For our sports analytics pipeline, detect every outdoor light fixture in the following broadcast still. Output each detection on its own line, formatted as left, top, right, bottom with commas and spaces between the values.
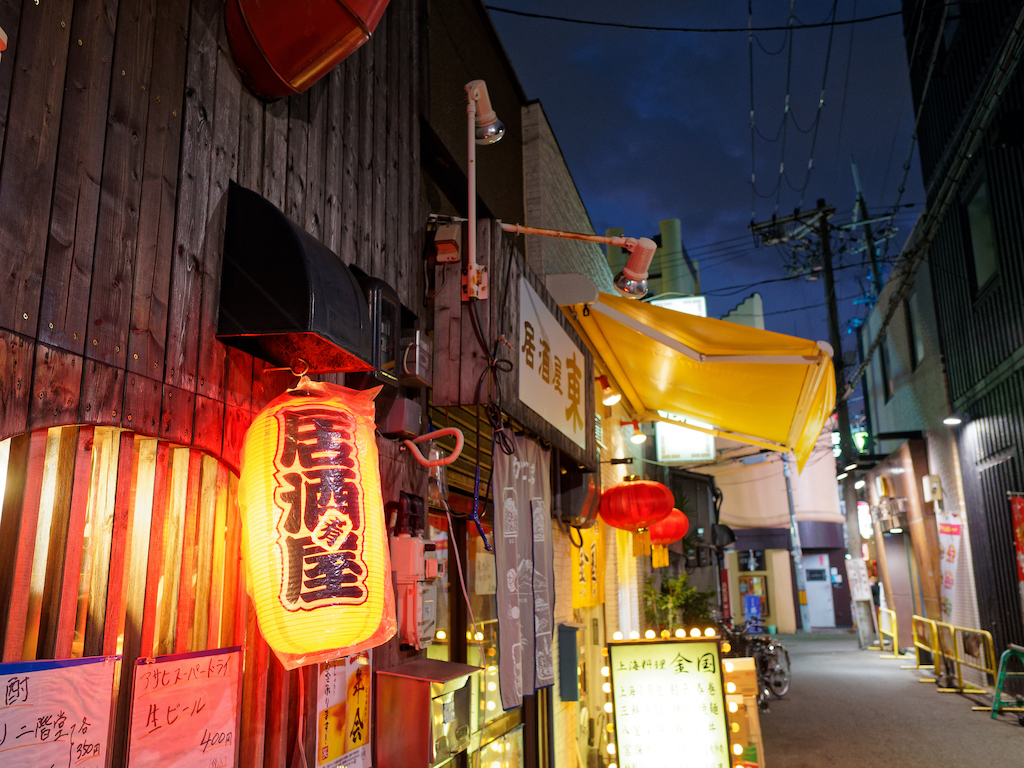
625, 420, 647, 444
598, 375, 622, 406
855, 479, 866, 490
943, 415, 964, 426
844, 463, 857, 472
460, 79, 654, 303
837, 472, 848, 481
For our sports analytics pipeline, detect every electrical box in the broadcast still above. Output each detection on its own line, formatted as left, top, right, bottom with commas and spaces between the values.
390, 493, 445, 649
922, 474, 942, 503
401, 330, 433, 388
558, 623, 583, 702
432, 223, 461, 264
376, 659, 480, 768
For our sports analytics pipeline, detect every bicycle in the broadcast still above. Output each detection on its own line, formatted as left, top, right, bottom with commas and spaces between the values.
713, 613, 791, 710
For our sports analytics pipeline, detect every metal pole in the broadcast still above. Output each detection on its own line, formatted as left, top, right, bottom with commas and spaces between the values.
783, 455, 812, 633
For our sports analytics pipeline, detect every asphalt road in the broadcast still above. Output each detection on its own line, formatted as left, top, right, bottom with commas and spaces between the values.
759, 632, 1024, 767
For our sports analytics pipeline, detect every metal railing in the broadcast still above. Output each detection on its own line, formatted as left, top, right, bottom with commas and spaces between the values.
875, 607, 901, 657
902, 615, 939, 680
971, 643, 1024, 717
935, 624, 994, 694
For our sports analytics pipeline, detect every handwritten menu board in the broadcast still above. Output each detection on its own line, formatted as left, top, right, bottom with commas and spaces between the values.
128, 647, 242, 768
0, 655, 118, 768
608, 640, 731, 768
316, 652, 371, 768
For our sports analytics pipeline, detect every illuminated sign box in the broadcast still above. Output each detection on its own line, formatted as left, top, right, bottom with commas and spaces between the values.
608, 639, 731, 768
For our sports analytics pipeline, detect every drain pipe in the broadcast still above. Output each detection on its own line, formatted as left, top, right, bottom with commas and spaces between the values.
783, 455, 812, 633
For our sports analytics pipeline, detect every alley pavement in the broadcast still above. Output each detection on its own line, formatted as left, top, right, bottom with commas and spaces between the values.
759, 631, 1024, 767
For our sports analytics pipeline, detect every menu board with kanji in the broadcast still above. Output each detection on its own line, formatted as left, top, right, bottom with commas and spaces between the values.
315, 652, 371, 768
608, 639, 731, 768
0, 655, 118, 768
127, 646, 242, 768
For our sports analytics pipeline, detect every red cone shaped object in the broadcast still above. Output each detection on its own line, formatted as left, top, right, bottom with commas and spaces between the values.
649, 508, 690, 546
599, 479, 674, 532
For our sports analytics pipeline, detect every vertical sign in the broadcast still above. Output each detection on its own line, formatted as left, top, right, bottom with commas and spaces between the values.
493, 435, 555, 709
519, 278, 587, 449
608, 640, 730, 768
571, 523, 605, 609
127, 647, 242, 768
0, 655, 118, 768
316, 653, 371, 768
936, 506, 963, 619
846, 557, 872, 602
1011, 495, 1024, 618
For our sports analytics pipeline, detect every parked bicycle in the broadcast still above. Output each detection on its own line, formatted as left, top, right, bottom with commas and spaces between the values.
713, 613, 791, 710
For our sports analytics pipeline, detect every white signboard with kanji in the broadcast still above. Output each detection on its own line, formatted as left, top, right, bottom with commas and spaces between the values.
518, 277, 587, 449
608, 639, 731, 768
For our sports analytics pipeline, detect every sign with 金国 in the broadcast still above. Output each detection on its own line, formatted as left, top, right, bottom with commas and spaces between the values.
608, 639, 731, 768
518, 277, 587, 449
571, 522, 604, 609
0, 655, 118, 768
127, 646, 242, 768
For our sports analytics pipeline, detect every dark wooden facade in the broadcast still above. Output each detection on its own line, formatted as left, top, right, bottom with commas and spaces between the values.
0, 0, 428, 764
903, 0, 1024, 653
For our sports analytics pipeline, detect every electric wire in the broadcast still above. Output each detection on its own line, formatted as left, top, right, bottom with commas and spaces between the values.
774, 1, 797, 214
485, 5, 903, 33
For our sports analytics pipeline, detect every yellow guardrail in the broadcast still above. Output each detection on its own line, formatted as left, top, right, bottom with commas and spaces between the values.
902, 615, 939, 680
875, 607, 901, 658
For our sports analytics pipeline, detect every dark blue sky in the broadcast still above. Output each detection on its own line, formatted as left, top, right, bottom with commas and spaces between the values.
489, 1, 926, 358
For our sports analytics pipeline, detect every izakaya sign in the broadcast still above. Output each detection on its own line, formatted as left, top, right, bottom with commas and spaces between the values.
519, 277, 586, 449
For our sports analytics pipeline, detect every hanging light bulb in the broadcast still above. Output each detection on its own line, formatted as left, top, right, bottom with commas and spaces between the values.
626, 420, 647, 444
597, 375, 622, 406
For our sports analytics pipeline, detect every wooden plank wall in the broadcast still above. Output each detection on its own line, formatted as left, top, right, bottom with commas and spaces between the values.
0, 0, 430, 765
432, 220, 598, 471
0, 0, 426, 468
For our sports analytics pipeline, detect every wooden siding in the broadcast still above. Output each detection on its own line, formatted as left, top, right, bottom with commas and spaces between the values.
0, 0, 426, 464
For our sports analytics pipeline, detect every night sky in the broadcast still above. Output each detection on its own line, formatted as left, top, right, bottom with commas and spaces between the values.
488, 1, 926, 368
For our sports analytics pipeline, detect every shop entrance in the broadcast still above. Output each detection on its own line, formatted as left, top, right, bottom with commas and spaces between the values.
802, 553, 836, 628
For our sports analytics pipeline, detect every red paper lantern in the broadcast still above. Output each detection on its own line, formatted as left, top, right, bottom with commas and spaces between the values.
649, 508, 690, 545
599, 480, 674, 532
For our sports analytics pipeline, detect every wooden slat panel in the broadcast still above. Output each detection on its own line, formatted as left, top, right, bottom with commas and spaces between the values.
101, 430, 140, 659
124, 373, 162, 437
286, 91, 309, 229
79, 358, 125, 428
0, 330, 32, 441
262, 99, 288, 209
324, 66, 345, 256
0, 0, 74, 337
384, 10, 401, 293
354, 42, 374, 275
223, 472, 246, 646
264, 654, 291, 768
34, 427, 86, 659
127, 0, 190, 380
237, 90, 264, 192
0, 0, 24, 171
432, 259, 464, 406
205, 461, 229, 647
196, 11, 240, 403
110, 436, 157, 768
224, 346, 254, 409
338, 54, 360, 268
222, 403, 250, 474
139, 441, 171, 658
164, 0, 218, 393
305, 83, 327, 242
80, 430, 122, 659
53, 427, 96, 659
28, 343, 82, 432
0, 431, 47, 661
370, 16, 387, 280
190, 454, 218, 651
160, 383, 195, 446
156, 447, 190, 656
239, 603, 269, 768
39, 0, 116, 354
173, 449, 203, 654
193, 393, 225, 458
85, 0, 159, 367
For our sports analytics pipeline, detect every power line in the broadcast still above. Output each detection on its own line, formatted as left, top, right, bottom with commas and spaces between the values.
485, 5, 903, 33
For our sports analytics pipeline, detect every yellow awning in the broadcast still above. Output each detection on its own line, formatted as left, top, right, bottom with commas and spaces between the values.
567, 293, 835, 470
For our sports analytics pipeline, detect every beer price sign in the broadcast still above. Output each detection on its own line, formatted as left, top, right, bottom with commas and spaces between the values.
608, 639, 731, 768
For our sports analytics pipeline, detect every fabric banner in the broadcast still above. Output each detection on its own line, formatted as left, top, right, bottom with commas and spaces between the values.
1012, 495, 1024, 618
127, 646, 242, 768
0, 655, 118, 768
936, 503, 964, 620
571, 522, 605, 609
493, 435, 554, 710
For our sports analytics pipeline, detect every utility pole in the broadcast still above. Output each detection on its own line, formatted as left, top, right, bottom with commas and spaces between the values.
783, 456, 812, 634
816, 198, 855, 466
851, 159, 883, 300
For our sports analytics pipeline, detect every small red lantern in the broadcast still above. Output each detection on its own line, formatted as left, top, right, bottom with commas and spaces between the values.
599, 479, 674, 532
649, 508, 690, 545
